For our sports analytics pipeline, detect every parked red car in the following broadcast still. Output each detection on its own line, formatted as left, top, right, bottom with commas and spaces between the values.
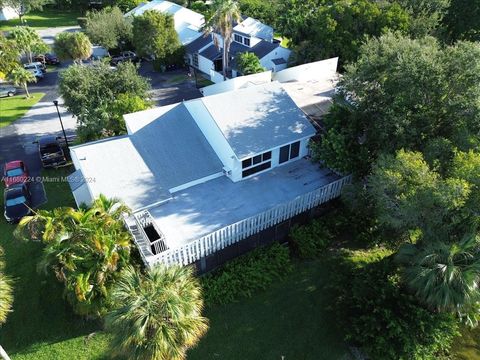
3, 161, 29, 187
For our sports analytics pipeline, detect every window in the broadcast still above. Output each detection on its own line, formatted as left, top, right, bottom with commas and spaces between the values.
242, 162, 271, 177
279, 141, 301, 164
234, 34, 242, 43
243, 37, 250, 46
192, 53, 199, 67
241, 151, 272, 177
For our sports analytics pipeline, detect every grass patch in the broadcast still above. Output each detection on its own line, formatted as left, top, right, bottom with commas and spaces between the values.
0, 9, 81, 31
0, 166, 103, 357
0, 93, 44, 128
189, 259, 351, 360
451, 327, 480, 359
167, 74, 189, 84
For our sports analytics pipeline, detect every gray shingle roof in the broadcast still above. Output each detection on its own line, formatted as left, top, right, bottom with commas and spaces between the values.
185, 35, 212, 54
272, 57, 287, 65
128, 103, 223, 190
251, 40, 278, 59
200, 81, 316, 159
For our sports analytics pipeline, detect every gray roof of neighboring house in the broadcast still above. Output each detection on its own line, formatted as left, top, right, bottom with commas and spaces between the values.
272, 57, 287, 65
251, 40, 279, 59
199, 39, 279, 64
185, 34, 212, 54
127, 103, 223, 190
200, 81, 316, 159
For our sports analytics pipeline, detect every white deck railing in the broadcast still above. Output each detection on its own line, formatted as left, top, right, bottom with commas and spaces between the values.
143, 175, 351, 268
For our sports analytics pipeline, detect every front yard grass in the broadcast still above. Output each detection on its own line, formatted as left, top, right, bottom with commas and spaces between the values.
0, 93, 44, 128
0, 167, 103, 358
0, 9, 81, 31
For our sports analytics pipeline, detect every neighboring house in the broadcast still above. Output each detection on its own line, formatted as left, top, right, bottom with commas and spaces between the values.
125, 1, 291, 83
186, 16, 291, 83
125, 0, 205, 45
0, 7, 17, 21
69, 76, 350, 270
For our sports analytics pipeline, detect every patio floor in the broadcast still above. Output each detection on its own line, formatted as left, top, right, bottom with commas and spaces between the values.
147, 158, 339, 250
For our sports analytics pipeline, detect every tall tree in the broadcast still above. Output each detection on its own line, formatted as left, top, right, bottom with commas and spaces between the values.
0, 0, 52, 22
84, 6, 132, 50
8, 66, 36, 97
16, 195, 132, 317
58, 61, 150, 142
7, 26, 48, 63
204, 0, 241, 80
131, 10, 181, 63
314, 33, 480, 175
106, 265, 209, 360
394, 0, 450, 37
53, 32, 92, 64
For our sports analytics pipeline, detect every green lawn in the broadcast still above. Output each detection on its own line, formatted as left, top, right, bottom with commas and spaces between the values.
0, 9, 81, 31
0, 93, 44, 128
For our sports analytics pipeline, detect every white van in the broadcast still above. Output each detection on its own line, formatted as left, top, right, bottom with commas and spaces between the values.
23, 62, 46, 73
27, 68, 44, 79
91, 46, 110, 60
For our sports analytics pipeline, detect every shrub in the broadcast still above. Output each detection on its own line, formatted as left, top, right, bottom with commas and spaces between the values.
77, 17, 88, 29
332, 255, 460, 360
289, 220, 332, 259
201, 243, 292, 305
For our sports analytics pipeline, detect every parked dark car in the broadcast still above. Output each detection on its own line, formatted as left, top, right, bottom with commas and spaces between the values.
4, 183, 32, 224
34, 53, 61, 65
35, 136, 67, 168
110, 51, 139, 66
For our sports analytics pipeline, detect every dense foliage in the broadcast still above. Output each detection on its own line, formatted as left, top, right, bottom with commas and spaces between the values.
443, 0, 480, 42
58, 61, 151, 141
235, 52, 265, 75
290, 220, 332, 259
15, 196, 132, 317
53, 31, 92, 63
201, 243, 292, 305
106, 265, 208, 360
331, 254, 460, 359
84, 6, 132, 50
314, 34, 480, 176
7, 26, 49, 64
131, 10, 182, 65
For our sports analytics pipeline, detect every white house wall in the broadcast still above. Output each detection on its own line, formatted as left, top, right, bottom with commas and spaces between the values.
0, 7, 17, 21
260, 46, 292, 72
273, 57, 339, 83
200, 70, 272, 96
198, 54, 213, 76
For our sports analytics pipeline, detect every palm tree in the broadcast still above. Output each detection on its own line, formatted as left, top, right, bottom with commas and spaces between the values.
54, 32, 92, 64
106, 265, 209, 360
204, 0, 241, 80
396, 233, 480, 314
15, 196, 132, 317
8, 67, 36, 98
0, 247, 13, 360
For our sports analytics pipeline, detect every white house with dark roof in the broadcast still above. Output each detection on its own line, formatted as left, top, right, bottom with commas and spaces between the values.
69, 80, 350, 268
126, 1, 291, 83
186, 16, 291, 83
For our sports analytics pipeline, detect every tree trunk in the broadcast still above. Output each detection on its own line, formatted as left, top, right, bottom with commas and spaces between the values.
0, 345, 11, 360
222, 43, 227, 80
24, 83, 30, 98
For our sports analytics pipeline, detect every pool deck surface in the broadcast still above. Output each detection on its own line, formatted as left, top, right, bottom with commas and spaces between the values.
148, 158, 339, 249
